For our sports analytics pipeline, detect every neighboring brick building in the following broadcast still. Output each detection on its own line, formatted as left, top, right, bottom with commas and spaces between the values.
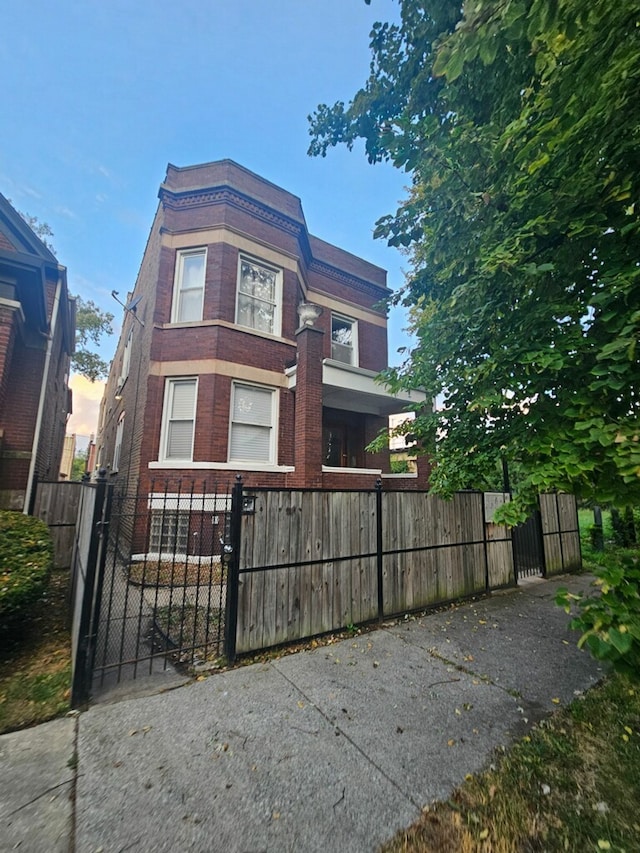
0, 194, 75, 510
97, 160, 428, 505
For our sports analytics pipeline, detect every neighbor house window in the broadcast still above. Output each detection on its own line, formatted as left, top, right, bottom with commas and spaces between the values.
229, 382, 275, 463
172, 248, 206, 323
113, 412, 125, 472
150, 510, 189, 554
331, 314, 357, 365
160, 378, 197, 461
236, 256, 281, 335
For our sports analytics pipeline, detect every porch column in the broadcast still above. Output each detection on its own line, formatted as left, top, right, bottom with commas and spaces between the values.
291, 322, 324, 488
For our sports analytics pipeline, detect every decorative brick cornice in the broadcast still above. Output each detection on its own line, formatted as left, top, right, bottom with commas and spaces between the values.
160, 185, 304, 239
308, 258, 390, 300
160, 184, 387, 299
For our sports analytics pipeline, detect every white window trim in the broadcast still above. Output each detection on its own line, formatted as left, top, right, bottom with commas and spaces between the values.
171, 248, 207, 324
148, 461, 295, 472
113, 413, 125, 472
235, 254, 283, 337
228, 381, 278, 465
159, 377, 198, 463
331, 313, 358, 367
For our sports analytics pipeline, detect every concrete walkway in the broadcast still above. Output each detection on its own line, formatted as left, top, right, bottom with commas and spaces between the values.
1, 573, 604, 852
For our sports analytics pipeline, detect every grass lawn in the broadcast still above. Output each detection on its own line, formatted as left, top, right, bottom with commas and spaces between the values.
0, 568, 71, 734
381, 673, 640, 852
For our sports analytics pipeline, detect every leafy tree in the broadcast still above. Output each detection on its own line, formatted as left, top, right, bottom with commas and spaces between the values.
17, 211, 114, 381
309, 0, 640, 522
73, 297, 113, 382
18, 211, 55, 252
71, 448, 88, 481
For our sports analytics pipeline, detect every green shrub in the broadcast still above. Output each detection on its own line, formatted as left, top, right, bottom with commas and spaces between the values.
0, 511, 53, 630
557, 550, 640, 677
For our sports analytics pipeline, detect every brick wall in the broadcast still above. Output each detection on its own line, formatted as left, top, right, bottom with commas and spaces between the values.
0, 304, 18, 419
99, 161, 428, 498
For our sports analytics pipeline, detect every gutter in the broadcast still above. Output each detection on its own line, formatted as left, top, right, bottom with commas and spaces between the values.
23, 269, 63, 514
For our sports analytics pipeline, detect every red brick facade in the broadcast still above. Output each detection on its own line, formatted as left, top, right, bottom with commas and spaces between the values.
0, 194, 74, 510
97, 160, 429, 500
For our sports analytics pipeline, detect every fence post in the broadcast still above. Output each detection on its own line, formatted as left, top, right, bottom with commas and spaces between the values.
224, 475, 243, 663
481, 492, 490, 591
555, 492, 564, 574
86, 480, 113, 682
375, 479, 384, 622
71, 469, 108, 707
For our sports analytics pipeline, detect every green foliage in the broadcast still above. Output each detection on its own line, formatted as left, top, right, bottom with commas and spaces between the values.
16, 211, 114, 381
73, 296, 114, 382
0, 511, 53, 630
557, 550, 640, 677
71, 448, 88, 481
309, 0, 640, 518
18, 211, 55, 253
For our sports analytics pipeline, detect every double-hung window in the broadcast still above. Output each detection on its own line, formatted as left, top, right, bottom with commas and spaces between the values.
172, 248, 206, 323
161, 378, 197, 461
229, 383, 275, 464
331, 314, 357, 365
236, 256, 281, 335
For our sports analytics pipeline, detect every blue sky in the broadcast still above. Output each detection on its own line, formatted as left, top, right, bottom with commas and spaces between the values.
2, 0, 412, 439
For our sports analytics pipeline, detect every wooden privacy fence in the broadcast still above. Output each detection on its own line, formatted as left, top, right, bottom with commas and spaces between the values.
539, 492, 582, 575
32, 480, 83, 567
229, 485, 581, 657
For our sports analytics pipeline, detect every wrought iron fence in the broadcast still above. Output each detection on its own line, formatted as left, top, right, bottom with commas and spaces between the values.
66, 475, 581, 704
90, 479, 232, 694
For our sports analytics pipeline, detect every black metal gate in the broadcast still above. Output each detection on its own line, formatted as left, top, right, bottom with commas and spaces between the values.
512, 509, 546, 580
71, 475, 232, 704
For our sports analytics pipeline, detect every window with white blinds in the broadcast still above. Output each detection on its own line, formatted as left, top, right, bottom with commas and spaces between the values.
229, 383, 275, 463
162, 378, 197, 461
172, 249, 206, 323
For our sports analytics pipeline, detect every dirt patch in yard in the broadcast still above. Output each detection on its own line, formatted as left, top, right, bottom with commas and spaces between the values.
128, 559, 222, 587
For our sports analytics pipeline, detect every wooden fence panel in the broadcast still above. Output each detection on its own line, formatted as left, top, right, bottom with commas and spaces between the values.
381, 491, 486, 615
235, 488, 580, 656
557, 493, 581, 573
539, 493, 580, 575
486, 523, 514, 588
33, 481, 82, 568
483, 493, 515, 588
236, 490, 378, 654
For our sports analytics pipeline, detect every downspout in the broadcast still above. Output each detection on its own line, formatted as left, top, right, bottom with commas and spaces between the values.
23, 269, 63, 514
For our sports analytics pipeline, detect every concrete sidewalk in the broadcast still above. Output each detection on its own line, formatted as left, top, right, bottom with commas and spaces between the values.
1, 573, 603, 852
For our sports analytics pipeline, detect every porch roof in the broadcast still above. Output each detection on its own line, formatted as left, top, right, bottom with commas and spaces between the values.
286, 359, 428, 417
